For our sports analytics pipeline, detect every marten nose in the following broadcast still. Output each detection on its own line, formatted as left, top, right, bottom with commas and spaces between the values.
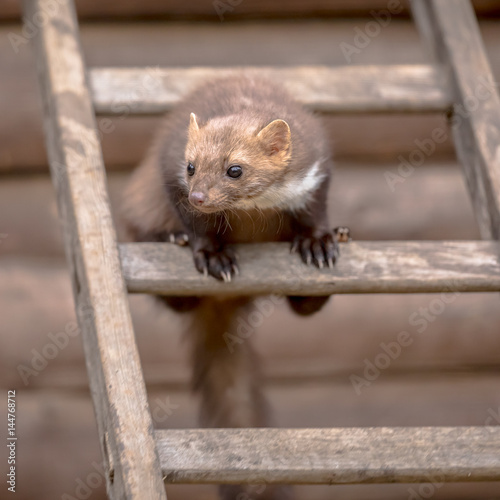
189, 191, 206, 206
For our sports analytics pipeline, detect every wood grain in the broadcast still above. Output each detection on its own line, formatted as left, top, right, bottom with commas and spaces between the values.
11, 19, 500, 171
6, 386, 500, 499
24, 0, 166, 498
90, 65, 451, 115
411, 0, 500, 239
120, 241, 500, 296
156, 427, 500, 484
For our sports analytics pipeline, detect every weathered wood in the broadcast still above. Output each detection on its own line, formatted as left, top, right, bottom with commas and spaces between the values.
120, 241, 500, 296
24, 0, 166, 498
90, 65, 450, 115
7, 389, 500, 500
21, 0, 500, 494
14, 18, 500, 171
411, 0, 500, 239
156, 427, 500, 484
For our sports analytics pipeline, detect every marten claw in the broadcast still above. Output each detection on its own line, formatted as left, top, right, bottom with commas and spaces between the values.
193, 248, 238, 281
292, 232, 340, 269
334, 226, 351, 243
168, 232, 190, 246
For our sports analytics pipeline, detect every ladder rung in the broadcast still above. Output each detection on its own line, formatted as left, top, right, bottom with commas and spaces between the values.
90, 65, 450, 115
120, 241, 500, 296
156, 427, 500, 484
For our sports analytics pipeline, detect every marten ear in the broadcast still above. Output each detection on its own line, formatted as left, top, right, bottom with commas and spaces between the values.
189, 112, 200, 134
257, 119, 291, 159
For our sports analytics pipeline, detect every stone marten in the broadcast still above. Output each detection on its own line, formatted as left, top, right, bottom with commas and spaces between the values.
122, 74, 341, 500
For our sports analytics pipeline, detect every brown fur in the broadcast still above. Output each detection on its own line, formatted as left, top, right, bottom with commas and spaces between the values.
190, 297, 268, 428
122, 74, 335, 500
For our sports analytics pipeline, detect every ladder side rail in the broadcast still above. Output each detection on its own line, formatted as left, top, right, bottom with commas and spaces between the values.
410, 0, 500, 239
23, 0, 167, 498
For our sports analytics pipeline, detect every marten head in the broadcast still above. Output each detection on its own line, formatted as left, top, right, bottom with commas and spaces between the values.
183, 112, 293, 214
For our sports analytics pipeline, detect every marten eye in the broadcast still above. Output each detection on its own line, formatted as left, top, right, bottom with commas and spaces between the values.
187, 162, 195, 176
227, 165, 243, 179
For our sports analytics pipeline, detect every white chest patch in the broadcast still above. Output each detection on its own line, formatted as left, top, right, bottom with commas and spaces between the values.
235, 159, 327, 211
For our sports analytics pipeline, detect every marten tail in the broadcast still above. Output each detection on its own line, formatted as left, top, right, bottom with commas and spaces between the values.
189, 296, 269, 428
188, 296, 292, 499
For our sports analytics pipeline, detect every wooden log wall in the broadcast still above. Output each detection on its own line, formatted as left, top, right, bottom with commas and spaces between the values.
1, 3, 500, 499
1, 19, 500, 173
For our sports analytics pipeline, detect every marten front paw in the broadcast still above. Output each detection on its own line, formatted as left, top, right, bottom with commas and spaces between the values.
193, 247, 239, 282
291, 232, 339, 269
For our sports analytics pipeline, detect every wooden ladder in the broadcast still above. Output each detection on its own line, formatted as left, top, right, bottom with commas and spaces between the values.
25, 0, 500, 498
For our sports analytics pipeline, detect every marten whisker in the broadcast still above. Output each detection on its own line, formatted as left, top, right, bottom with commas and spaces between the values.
216, 213, 224, 234
228, 207, 241, 225
272, 206, 284, 235
223, 211, 233, 233
257, 206, 267, 233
